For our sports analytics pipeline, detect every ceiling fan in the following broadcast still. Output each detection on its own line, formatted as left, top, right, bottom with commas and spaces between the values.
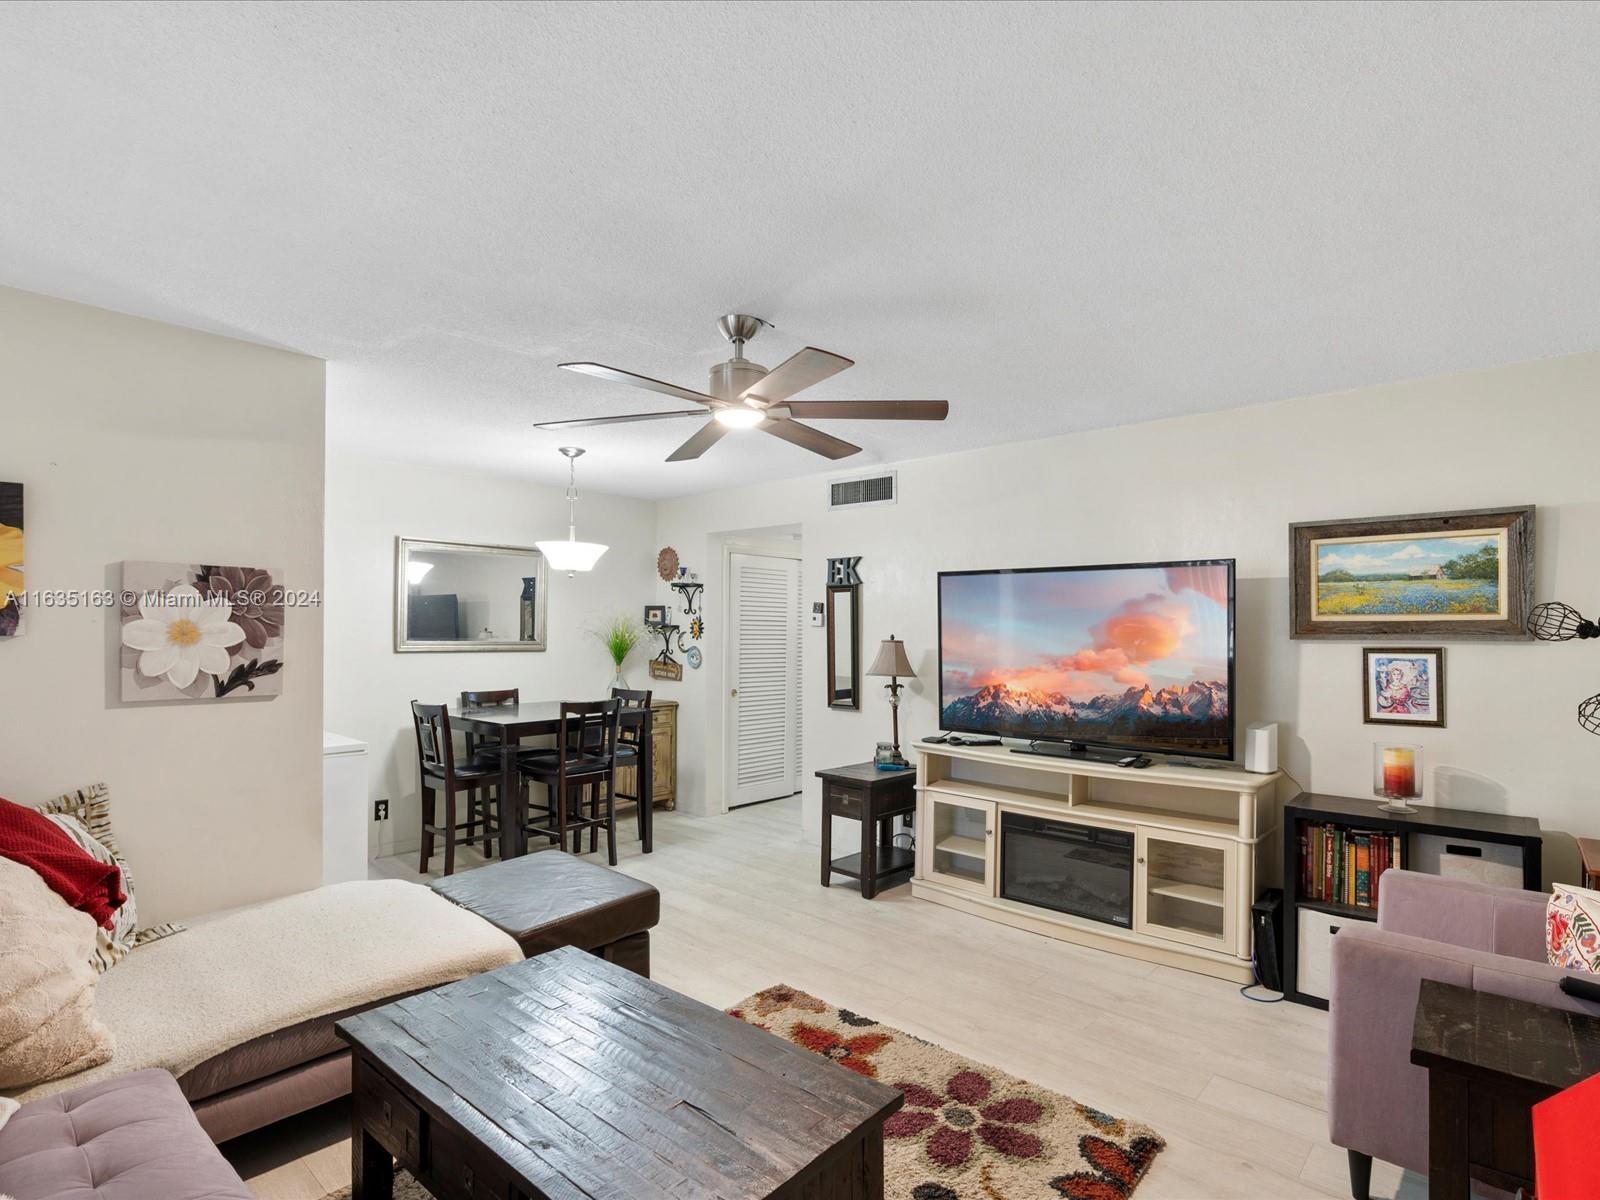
536, 314, 948, 461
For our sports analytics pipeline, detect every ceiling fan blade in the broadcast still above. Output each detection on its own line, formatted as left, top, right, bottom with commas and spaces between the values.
781, 400, 949, 421
666, 420, 729, 462
559, 362, 719, 406
739, 347, 854, 406
533, 409, 708, 431
759, 418, 862, 460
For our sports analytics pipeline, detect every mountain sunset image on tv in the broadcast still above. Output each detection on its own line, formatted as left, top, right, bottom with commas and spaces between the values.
939, 560, 1236, 758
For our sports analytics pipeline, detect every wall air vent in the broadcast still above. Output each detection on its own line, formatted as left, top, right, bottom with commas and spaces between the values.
829, 470, 897, 510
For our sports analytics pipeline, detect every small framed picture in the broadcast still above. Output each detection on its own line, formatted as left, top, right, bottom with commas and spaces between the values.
1363, 648, 1445, 728
643, 604, 667, 626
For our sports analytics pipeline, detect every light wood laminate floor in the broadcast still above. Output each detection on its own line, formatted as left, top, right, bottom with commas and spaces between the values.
224, 796, 1424, 1200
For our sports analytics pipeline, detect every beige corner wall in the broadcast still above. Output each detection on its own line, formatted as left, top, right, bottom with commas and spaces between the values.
0, 286, 325, 923
656, 351, 1598, 885
321, 449, 660, 860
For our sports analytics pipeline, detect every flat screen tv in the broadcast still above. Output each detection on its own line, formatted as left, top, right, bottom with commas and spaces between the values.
938, 559, 1236, 760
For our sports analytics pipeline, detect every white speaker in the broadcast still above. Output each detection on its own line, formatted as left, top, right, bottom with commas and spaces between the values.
1245, 722, 1279, 774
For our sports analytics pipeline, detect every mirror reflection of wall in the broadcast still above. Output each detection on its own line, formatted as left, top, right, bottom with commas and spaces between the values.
827, 585, 860, 709
396, 539, 547, 652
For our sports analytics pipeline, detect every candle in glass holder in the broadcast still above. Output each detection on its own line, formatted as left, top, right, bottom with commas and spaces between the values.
1381, 747, 1415, 796
1373, 743, 1423, 813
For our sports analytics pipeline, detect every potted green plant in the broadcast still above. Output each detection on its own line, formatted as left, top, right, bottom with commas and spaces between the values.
593, 614, 644, 692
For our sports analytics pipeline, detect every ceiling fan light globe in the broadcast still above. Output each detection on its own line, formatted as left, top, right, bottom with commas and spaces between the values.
713, 406, 765, 429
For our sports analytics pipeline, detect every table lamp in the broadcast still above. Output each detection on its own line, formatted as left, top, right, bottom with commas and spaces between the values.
867, 636, 916, 767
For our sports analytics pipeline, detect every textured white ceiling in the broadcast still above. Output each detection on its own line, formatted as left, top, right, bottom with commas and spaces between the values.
2, 1, 1598, 498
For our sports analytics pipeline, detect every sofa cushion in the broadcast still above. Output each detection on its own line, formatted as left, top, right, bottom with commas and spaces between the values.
0, 1069, 252, 1200
0, 859, 114, 1091
6, 879, 522, 1105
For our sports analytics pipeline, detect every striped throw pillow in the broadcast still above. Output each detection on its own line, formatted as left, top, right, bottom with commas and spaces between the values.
36, 783, 185, 972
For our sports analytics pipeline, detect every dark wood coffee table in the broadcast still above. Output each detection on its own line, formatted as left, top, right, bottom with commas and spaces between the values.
336, 946, 904, 1199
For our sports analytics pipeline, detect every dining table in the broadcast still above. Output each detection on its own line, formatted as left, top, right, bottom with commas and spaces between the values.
446, 700, 654, 860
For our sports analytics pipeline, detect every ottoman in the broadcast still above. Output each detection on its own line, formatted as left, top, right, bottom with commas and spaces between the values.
0, 1069, 252, 1200
430, 850, 660, 976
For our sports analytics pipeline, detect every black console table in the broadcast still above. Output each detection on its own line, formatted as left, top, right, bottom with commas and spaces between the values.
817, 763, 916, 899
1283, 793, 1542, 1008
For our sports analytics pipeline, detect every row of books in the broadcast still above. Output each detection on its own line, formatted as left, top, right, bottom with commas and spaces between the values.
1298, 822, 1402, 911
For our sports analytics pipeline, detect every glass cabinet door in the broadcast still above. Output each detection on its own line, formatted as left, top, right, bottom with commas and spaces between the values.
922, 795, 995, 895
1134, 829, 1236, 952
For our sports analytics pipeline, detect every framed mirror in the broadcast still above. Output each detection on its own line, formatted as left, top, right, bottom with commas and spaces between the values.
826, 584, 860, 709
395, 538, 547, 653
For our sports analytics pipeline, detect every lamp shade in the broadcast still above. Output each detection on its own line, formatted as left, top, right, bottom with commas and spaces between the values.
867, 636, 915, 678
535, 538, 608, 573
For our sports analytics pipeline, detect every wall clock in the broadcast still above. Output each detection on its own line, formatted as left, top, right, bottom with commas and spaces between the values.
656, 546, 679, 582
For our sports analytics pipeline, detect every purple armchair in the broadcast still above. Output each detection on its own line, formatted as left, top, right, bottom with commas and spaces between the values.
1328, 869, 1600, 1198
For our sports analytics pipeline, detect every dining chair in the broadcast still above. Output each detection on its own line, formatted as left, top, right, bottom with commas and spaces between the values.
458, 688, 522, 854
518, 699, 621, 864
411, 701, 501, 876
605, 687, 653, 844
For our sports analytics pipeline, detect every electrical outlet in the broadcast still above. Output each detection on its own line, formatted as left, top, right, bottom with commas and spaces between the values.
374, 799, 389, 821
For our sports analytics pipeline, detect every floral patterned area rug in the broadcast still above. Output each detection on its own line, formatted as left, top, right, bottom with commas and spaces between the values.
728, 985, 1166, 1200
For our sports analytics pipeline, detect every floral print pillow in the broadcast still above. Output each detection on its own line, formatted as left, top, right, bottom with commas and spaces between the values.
1547, 883, 1600, 973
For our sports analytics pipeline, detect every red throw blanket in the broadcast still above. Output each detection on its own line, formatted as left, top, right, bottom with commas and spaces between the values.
0, 796, 125, 928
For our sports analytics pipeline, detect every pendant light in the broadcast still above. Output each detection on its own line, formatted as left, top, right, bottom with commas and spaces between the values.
536, 447, 608, 577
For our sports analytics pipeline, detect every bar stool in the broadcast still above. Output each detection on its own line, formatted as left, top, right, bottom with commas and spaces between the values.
518, 699, 621, 864
411, 701, 501, 876
458, 689, 520, 855
605, 687, 653, 848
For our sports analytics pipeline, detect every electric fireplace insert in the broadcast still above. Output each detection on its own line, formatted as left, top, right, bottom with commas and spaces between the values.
1000, 812, 1133, 928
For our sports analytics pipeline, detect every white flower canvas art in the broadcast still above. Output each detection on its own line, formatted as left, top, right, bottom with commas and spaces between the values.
119, 561, 285, 702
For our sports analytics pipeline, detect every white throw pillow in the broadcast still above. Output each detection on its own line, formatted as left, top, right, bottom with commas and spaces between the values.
0, 857, 115, 1089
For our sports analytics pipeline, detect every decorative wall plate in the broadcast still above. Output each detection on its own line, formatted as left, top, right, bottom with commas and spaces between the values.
686, 645, 702, 670
689, 615, 704, 640
656, 546, 679, 582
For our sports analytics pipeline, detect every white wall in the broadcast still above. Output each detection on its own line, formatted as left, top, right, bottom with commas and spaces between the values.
323, 452, 660, 857
657, 352, 1599, 884
0, 286, 325, 923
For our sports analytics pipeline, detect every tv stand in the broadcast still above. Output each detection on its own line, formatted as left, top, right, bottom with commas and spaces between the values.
912, 741, 1284, 983
1011, 740, 1136, 766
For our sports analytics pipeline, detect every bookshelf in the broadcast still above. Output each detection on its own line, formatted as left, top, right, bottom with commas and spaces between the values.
1281, 793, 1542, 1009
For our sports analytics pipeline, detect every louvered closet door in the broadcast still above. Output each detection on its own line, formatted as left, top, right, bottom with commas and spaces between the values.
729, 553, 801, 808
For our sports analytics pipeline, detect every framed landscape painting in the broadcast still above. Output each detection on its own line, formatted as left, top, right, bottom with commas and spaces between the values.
1363, 647, 1444, 728
1290, 506, 1533, 639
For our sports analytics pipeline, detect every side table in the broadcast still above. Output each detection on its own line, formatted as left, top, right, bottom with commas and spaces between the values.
817, 763, 916, 899
1577, 836, 1600, 888
1410, 978, 1600, 1199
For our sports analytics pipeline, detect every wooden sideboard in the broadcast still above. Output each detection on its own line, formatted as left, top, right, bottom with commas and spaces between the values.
613, 699, 677, 811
